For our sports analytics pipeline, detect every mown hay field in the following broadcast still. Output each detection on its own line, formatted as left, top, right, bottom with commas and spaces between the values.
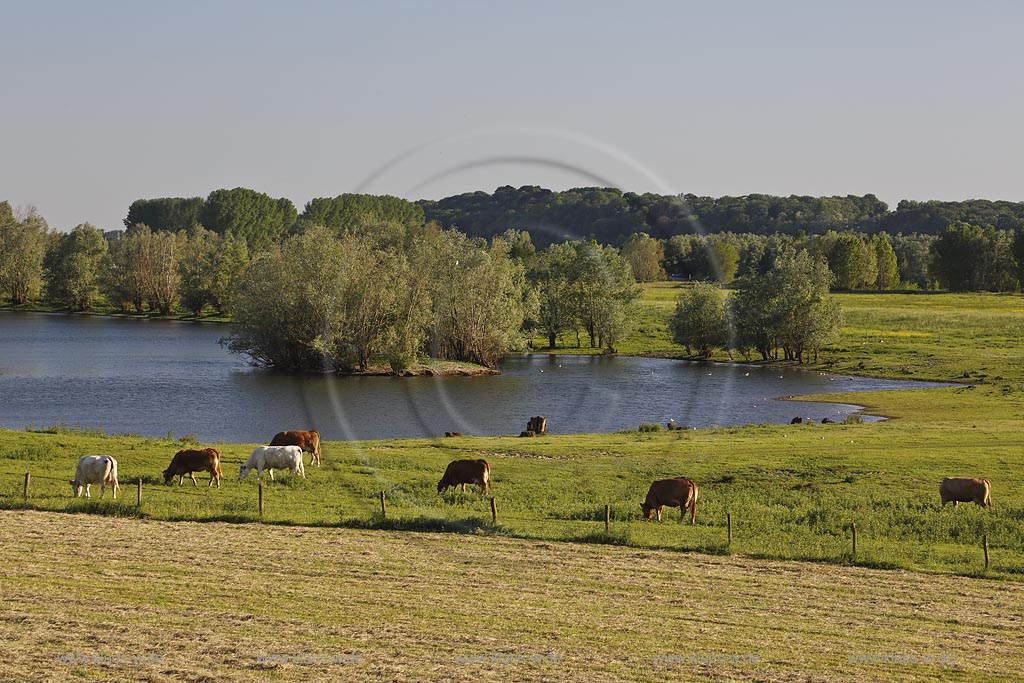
2, 510, 1022, 683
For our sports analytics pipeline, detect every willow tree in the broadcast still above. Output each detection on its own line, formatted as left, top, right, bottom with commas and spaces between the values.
227, 227, 339, 371
177, 227, 250, 317
731, 249, 841, 362
0, 204, 49, 305
572, 241, 640, 352
669, 282, 728, 357
228, 226, 424, 373
531, 241, 579, 348
420, 229, 528, 368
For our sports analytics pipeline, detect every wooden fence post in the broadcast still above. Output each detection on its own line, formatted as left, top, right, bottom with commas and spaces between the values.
983, 534, 990, 570
258, 483, 265, 516
727, 513, 732, 546
379, 490, 386, 518
604, 504, 610, 534
137, 478, 142, 506
23, 472, 30, 500
852, 522, 857, 558
491, 497, 498, 525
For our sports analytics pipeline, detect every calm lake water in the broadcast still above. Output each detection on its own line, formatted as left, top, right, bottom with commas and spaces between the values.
0, 312, 944, 443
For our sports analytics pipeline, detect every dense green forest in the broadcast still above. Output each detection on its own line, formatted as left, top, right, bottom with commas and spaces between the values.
418, 186, 1024, 245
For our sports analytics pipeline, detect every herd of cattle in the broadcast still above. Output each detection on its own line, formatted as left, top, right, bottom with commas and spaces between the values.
67, 429, 994, 519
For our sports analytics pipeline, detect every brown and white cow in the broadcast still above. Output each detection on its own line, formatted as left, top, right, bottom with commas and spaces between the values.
641, 477, 698, 523
269, 430, 321, 467
939, 477, 991, 508
163, 448, 222, 487
438, 459, 490, 494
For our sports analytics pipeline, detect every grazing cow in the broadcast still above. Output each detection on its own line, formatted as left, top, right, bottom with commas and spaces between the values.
163, 448, 222, 487
70, 455, 120, 499
239, 445, 305, 481
269, 430, 321, 467
939, 477, 991, 508
641, 477, 698, 523
437, 459, 490, 494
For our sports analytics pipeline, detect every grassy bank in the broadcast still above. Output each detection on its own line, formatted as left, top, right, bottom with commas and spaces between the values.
0, 300, 231, 323
3, 509, 1021, 682
528, 284, 1024, 386
2, 379, 1022, 579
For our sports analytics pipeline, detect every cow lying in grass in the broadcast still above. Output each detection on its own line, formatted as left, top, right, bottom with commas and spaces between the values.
238, 445, 305, 481
70, 455, 120, 499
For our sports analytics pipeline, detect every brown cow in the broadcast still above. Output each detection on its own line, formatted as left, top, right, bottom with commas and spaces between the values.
269, 430, 321, 467
641, 478, 698, 523
939, 477, 991, 507
163, 448, 222, 487
438, 459, 490, 494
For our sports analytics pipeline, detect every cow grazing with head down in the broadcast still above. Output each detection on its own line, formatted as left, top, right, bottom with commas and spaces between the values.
70, 455, 120, 499
939, 477, 991, 508
269, 430, 321, 467
239, 445, 305, 481
163, 448, 222, 487
641, 478, 698, 523
438, 459, 490, 494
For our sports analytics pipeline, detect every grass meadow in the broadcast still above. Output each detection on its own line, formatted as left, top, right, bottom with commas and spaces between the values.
535, 283, 1024, 386
2, 379, 1022, 580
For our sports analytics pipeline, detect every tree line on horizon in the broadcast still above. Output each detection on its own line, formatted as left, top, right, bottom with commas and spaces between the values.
417, 185, 1024, 244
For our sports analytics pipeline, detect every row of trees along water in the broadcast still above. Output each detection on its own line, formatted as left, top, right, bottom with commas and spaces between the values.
3, 187, 1024, 370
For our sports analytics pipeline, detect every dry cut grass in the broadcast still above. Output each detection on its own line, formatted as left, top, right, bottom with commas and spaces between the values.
1, 510, 1022, 682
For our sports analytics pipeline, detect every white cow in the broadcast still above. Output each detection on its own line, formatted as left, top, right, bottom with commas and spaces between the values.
238, 445, 305, 481
70, 455, 120, 499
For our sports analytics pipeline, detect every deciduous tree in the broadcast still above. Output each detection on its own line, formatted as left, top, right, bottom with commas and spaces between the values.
44, 223, 108, 310
200, 188, 297, 252
870, 232, 899, 290
621, 232, 666, 282
669, 282, 727, 357
0, 204, 49, 305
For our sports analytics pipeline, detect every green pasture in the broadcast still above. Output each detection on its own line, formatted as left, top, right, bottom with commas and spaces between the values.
533, 284, 1024, 386
2, 381, 1022, 580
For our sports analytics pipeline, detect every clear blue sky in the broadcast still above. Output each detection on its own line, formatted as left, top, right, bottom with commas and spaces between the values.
2, 1, 1022, 230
